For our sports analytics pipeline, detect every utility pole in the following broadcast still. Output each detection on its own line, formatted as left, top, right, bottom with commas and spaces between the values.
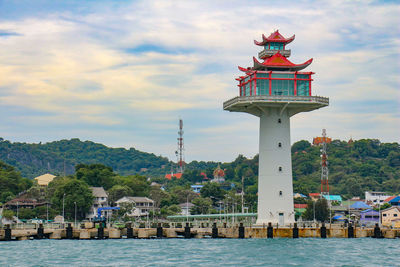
62, 193, 66, 223
74, 201, 77, 227
241, 176, 244, 214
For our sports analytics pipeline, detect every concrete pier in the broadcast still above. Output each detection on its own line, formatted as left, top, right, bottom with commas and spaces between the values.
1, 225, 400, 241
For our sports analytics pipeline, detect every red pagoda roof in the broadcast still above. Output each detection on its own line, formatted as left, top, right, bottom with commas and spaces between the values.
254, 30, 295, 46
238, 52, 312, 72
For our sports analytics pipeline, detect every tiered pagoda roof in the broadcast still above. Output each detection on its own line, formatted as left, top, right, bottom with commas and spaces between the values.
238, 52, 313, 72
239, 30, 312, 72
254, 30, 295, 46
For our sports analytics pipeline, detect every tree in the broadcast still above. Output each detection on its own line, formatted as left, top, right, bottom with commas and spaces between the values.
190, 197, 212, 215
302, 199, 329, 222
75, 164, 116, 190
51, 178, 93, 220
200, 183, 224, 202
108, 185, 133, 205
2, 209, 14, 220
0, 161, 32, 203
117, 175, 150, 197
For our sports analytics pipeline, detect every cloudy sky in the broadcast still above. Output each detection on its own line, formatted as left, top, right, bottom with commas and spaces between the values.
0, 0, 399, 163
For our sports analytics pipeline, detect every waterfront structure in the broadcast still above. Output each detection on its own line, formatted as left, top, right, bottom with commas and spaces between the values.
115, 196, 154, 217
365, 191, 390, 205
223, 30, 329, 225
381, 206, 400, 226
86, 187, 109, 220
34, 173, 56, 186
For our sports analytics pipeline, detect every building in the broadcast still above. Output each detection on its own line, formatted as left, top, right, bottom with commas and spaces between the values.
191, 185, 204, 194
293, 193, 307, 199
388, 196, 400, 206
34, 173, 56, 186
312, 137, 332, 146
359, 209, 379, 226
179, 202, 195, 216
365, 191, 391, 205
211, 165, 225, 183
86, 187, 109, 221
223, 30, 329, 225
5, 198, 46, 210
165, 173, 182, 180
323, 195, 342, 203
115, 196, 154, 217
381, 206, 400, 227
309, 193, 320, 201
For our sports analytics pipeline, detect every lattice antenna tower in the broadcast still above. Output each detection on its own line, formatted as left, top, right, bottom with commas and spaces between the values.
320, 129, 329, 196
176, 119, 185, 173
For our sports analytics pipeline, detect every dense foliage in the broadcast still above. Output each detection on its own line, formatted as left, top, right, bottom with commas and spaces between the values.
0, 161, 32, 203
0, 138, 170, 178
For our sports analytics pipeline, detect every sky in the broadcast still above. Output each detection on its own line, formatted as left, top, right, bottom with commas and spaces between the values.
0, 0, 399, 163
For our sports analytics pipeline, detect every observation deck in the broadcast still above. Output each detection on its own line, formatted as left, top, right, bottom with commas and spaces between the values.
223, 95, 329, 117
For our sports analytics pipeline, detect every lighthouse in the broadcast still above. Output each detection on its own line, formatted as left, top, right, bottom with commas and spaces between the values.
223, 30, 329, 225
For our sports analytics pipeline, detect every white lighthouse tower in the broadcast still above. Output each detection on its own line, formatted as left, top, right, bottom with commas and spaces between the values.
223, 30, 329, 225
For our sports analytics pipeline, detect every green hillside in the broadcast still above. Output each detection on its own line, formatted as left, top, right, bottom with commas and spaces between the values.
0, 138, 171, 179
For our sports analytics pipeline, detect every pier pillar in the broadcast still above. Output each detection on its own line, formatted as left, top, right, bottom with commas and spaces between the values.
373, 223, 381, 238
347, 224, 354, 238
184, 223, 191, 238
239, 223, 245, 238
126, 223, 133, 238
98, 224, 104, 239
212, 223, 218, 238
37, 224, 44, 239
320, 223, 327, 238
157, 223, 163, 238
267, 222, 273, 238
66, 223, 73, 239
5, 225, 11, 241
292, 223, 299, 238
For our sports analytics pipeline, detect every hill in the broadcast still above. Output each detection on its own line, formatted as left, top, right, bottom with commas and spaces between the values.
0, 138, 171, 179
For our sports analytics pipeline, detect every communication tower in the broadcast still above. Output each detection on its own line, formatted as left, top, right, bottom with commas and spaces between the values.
320, 129, 329, 197
175, 119, 185, 173
223, 30, 329, 225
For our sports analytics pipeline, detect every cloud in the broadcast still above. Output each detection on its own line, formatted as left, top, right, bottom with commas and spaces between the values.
0, 0, 399, 162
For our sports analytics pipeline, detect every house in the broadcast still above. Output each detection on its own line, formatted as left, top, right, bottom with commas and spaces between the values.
293, 193, 307, 198
359, 209, 379, 226
165, 173, 183, 180
34, 173, 56, 186
323, 195, 342, 203
86, 187, 109, 221
179, 202, 195, 216
381, 206, 400, 227
309, 193, 320, 201
365, 191, 390, 205
388, 196, 400, 206
383, 196, 396, 203
350, 201, 371, 210
191, 185, 204, 194
5, 198, 46, 211
115, 196, 154, 217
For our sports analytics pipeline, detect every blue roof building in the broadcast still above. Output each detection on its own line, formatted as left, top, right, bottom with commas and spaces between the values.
350, 201, 371, 209
389, 196, 400, 206
191, 185, 204, 194
323, 195, 342, 202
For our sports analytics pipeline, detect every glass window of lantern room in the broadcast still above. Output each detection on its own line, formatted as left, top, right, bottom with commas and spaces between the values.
297, 80, 309, 96
256, 78, 268, 96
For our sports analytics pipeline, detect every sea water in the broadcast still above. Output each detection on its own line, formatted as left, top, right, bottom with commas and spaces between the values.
0, 238, 398, 266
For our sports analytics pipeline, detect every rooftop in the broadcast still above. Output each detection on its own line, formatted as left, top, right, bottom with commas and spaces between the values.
34, 173, 56, 186
90, 187, 108, 198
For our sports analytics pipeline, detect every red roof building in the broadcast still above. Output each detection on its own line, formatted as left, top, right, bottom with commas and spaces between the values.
165, 173, 182, 180
384, 196, 397, 203
294, 204, 308, 209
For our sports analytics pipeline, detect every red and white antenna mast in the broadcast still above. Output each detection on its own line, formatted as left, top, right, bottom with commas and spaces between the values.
176, 119, 185, 173
320, 129, 329, 197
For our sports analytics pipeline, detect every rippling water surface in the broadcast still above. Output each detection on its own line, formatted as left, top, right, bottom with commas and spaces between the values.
0, 238, 398, 266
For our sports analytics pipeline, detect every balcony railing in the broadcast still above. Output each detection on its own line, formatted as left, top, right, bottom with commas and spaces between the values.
259, 49, 291, 59
223, 95, 329, 110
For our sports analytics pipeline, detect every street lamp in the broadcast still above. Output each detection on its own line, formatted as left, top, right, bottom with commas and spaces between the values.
16, 201, 19, 223
74, 201, 77, 227
62, 193, 66, 223
313, 201, 316, 224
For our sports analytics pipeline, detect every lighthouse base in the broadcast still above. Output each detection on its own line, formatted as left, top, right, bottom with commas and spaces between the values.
256, 107, 295, 227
